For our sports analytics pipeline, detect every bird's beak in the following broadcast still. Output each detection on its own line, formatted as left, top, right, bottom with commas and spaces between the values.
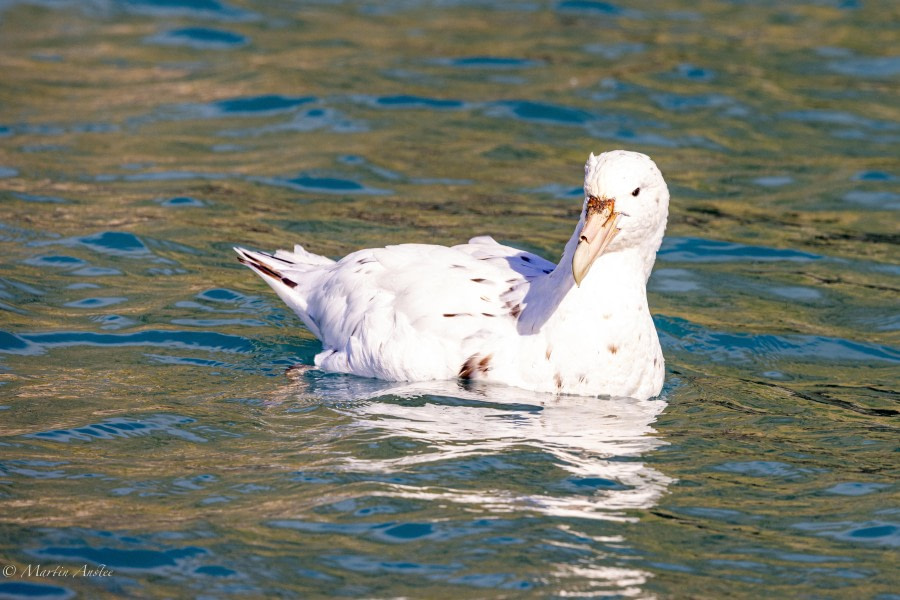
572, 197, 621, 287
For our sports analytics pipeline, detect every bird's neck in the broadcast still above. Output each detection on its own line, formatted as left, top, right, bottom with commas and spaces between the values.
517, 227, 656, 334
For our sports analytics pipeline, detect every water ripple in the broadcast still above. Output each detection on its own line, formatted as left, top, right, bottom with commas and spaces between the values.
556, 0, 626, 16
0, 581, 74, 600
146, 26, 248, 49
256, 173, 391, 195
489, 100, 592, 125
659, 237, 824, 263
160, 196, 205, 207
436, 56, 541, 69
28, 231, 161, 261
63, 296, 127, 309
793, 521, 900, 547
117, 0, 257, 21
24, 414, 206, 443
657, 316, 900, 365
33, 542, 207, 571
369, 95, 467, 110
4, 329, 254, 355
827, 54, 900, 78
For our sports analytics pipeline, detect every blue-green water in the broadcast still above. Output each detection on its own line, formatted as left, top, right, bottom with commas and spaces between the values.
1, 1, 898, 598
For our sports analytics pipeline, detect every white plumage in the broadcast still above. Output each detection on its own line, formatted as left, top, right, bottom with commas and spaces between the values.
236, 150, 669, 400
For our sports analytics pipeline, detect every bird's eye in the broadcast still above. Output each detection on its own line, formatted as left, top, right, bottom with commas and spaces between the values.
631, 188, 641, 197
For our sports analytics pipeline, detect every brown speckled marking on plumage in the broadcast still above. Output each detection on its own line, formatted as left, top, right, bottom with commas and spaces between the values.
509, 304, 522, 319
545, 345, 552, 360
586, 195, 616, 219
444, 313, 471, 318
459, 353, 492, 380
554, 373, 563, 389
578, 374, 587, 384
602, 313, 611, 320
458, 359, 475, 379
653, 357, 658, 366
608, 344, 619, 354
471, 278, 488, 283
281, 277, 298, 288
238, 254, 282, 281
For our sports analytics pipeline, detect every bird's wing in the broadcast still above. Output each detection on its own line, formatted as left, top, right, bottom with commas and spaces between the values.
303, 242, 547, 380
452, 236, 557, 321
237, 240, 557, 380
457, 235, 557, 278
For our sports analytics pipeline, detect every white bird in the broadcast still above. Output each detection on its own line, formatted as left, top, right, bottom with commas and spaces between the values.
235, 150, 669, 400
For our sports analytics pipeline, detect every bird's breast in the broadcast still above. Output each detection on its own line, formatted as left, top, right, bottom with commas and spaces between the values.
495, 301, 663, 398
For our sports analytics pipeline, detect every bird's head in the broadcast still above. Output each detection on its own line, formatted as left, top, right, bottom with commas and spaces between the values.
572, 150, 670, 286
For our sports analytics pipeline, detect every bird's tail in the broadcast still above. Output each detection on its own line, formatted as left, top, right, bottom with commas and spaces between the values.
234, 245, 334, 338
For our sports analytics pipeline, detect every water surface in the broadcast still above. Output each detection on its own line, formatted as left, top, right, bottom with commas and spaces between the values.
0, 0, 897, 598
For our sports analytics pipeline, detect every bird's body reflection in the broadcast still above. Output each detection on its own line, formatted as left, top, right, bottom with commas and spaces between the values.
266, 373, 673, 595
283, 374, 673, 522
